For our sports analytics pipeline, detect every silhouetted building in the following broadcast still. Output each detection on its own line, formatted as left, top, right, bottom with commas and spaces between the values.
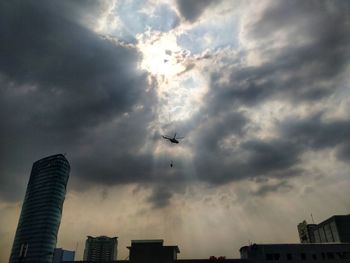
83, 236, 118, 262
128, 240, 179, 263
298, 215, 350, 243
53, 248, 75, 262
240, 243, 350, 262
9, 154, 70, 263
65, 239, 249, 263
176, 260, 248, 263
298, 221, 317, 243
64, 261, 248, 263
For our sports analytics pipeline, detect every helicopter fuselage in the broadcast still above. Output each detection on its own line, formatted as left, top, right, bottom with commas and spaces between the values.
169, 138, 179, 144
162, 135, 181, 144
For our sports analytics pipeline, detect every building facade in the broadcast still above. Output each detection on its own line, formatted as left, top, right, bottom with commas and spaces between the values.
298, 221, 317, 243
240, 243, 350, 262
314, 215, 350, 243
128, 240, 179, 263
53, 248, 75, 262
9, 154, 70, 263
83, 236, 118, 262
298, 215, 350, 243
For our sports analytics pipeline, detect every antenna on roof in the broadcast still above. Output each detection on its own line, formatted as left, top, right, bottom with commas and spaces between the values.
311, 213, 315, 224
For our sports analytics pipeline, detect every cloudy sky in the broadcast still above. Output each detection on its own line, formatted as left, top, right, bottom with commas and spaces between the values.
1, 0, 350, 261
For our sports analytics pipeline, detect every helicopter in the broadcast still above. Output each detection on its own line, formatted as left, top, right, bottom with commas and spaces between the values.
162, 133, 184, 144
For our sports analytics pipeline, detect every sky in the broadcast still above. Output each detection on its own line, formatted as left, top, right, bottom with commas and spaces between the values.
0, 0, 350, 261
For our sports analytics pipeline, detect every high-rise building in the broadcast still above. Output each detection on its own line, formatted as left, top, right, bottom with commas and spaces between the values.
9, 154, 70, 263
298, 214, 350, 243
83, 236, 118, 262
52, 248, 75, 262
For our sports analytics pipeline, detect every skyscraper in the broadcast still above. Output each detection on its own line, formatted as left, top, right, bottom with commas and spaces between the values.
83, 236, 118, 262
9, 154, 70, 263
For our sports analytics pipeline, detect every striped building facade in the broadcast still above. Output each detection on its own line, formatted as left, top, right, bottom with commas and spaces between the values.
9, 154, 70, 263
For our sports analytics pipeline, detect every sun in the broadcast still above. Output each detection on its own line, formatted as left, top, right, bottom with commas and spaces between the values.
137, 32, 186, 78
136, 30, 208, 127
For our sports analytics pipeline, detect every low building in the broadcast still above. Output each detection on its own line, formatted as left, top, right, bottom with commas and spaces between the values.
64, 261, 247, 263
128, 240, 179, 263
53, 248, 75, 262
83, 236, 118, 262
65, 239, 249, 263
298, 214, 350, 243
314, 215, 350, 243
176, 260, 249, 263
240, 243, 350, 262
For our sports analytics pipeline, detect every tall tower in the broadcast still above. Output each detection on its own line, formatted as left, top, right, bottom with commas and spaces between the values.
83, 236, 118, 262
9, 154, 70, 263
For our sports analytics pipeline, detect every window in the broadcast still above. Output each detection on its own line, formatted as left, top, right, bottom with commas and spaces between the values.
324, 223, 334, 242
286, 253, 292, 260
273, 253, 280, 260
320, 227, 327, 242
336, 252, 346, 259
301, 253, 306, 260
312, 254, 317, 260
327, 252, 335, 260
330, 221, 340, 242
265, 254, 274, 260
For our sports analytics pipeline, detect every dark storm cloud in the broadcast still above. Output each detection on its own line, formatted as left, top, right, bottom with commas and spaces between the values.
337, 143, 350, 161
193, 136, 303, 185
176, 0, 217, 22
194, 112, 248, 153
251, 180, 293, 197
186, 0, 350, 191
147, 186, 173, 209
241, 140, 301, 175
208, 1, 350, 108
0, 0, 157, 201
248, 1, 350, 42
280, 113, 350, 158
1, 0, 350, 209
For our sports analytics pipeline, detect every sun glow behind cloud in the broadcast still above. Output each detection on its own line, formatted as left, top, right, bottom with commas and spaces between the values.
137, 32, 185, 77
2, 1, 350, 261
136, 30, 208, 128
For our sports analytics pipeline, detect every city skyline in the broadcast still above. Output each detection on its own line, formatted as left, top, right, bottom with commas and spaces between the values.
1, 0, 350, 262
